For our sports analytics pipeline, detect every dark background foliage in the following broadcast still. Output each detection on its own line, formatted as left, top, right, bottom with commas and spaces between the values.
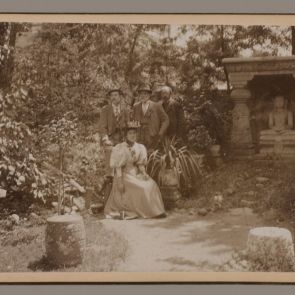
0, 22, 294, 202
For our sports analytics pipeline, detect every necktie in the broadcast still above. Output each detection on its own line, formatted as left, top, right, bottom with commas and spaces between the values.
142, 102, 149, 115
113, 105, 120, 120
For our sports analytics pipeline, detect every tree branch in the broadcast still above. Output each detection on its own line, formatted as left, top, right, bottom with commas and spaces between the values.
126, 25, 143, 79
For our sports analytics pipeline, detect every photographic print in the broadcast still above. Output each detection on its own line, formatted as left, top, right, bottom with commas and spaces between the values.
0, 14, 295, 283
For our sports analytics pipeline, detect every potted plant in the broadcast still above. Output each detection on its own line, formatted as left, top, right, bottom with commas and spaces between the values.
147, 137, 203, 208
41, 112, 86, 267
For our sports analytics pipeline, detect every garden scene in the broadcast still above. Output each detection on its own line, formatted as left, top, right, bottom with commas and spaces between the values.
1, 22, 295, 273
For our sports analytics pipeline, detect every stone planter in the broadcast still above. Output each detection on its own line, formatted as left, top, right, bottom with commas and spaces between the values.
160, 185, 181, 209
159, 168, 181, 208
159, 168, 179, 186
45, 214, 86, 267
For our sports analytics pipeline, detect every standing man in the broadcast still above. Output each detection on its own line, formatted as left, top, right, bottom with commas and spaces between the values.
99, 88, 130, 177
133, 84, 169, 152
159, 85, 187, 142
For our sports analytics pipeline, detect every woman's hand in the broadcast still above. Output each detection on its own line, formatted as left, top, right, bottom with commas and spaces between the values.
138, 165, 149, 181
142, 172, 150, 181
117, 177, 125, 194
103, 139, 113, 146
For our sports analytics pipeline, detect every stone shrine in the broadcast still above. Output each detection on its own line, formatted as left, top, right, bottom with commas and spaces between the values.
259, 94, 295, 155
222, 56, 295, 158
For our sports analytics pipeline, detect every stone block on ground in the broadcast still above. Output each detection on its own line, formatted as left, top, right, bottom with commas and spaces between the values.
51, 202, 58, 212
198, 208, 208, 216
247, 227, 295, 271
64, 206, 71, 213
72, 205, 79, 212
188, 209, 195, 215
213, 194, 223, 209
240, 199, 256, 207
246, 191, 255, 197
225, 187, 235, 196
256, 177, 269, 183
30, 212, 39, 219
68, 179, 86, 194
45, 214, 86, 267
9, 214, 20, 225
0, 188, 7, 198
73, 197, 86, 211
240, 260, 249, 269
230, 207, 254, 216
90, 203, 104, 214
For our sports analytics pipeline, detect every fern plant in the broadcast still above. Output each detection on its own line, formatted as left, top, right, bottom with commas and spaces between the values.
147, 137, 203, 193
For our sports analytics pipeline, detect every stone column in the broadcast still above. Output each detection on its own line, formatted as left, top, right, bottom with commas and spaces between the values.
230, 74, 254, 157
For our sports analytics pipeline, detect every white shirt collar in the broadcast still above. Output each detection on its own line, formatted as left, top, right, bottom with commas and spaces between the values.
112, 103, 121, 111
142, 101, 150, 114
142, 100, 150, 106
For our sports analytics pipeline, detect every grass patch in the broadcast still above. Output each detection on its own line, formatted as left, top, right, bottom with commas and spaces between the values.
0, 214, 128, 272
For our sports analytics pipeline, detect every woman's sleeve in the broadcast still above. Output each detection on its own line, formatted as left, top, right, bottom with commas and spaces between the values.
137, 144, 148, 166
110, 144, 127, 168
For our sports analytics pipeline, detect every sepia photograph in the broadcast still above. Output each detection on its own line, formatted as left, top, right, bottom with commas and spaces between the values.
0, 14, 295, 283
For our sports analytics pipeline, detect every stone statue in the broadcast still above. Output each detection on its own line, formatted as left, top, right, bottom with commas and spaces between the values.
260, 94, 295, 155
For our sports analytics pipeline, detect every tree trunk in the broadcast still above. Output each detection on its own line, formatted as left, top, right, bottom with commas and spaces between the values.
0, 23, 10, 91
6, 23, 18, 88
58, 147, 63, 215
126, 25, 143, 79
126, 25, 143, 107
292, 26, 295, 55
219, 25, 231, 95
0, 23, 18, 91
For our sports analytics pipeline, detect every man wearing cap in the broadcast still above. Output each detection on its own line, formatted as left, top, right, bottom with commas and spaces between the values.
159, 85, 187, 142
99, 88, 130, 177
133, 84, 169, 151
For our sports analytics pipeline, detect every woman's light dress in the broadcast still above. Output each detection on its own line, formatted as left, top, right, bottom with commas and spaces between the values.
104, 141, 165, 219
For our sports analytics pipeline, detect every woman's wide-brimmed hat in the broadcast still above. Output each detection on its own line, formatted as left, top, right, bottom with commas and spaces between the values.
126, 120, 141, 130
137, 84, 152, 94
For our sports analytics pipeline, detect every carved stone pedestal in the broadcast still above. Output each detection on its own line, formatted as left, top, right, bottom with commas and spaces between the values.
230, 87, 254, 157
260, 141, 295, 156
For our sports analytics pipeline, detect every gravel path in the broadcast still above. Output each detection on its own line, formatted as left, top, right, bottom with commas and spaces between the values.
101, 208, 264, 272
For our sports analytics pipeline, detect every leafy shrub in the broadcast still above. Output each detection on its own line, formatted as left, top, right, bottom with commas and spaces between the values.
183, 90, 232, 153
66, 133, 105, 190
187, 125, 215, 151
0, 90, 52, 202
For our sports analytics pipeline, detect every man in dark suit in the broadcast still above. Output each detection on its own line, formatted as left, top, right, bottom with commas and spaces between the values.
133, 84, 169, 151
159, 85, 187, 142
99, 88, 130, 176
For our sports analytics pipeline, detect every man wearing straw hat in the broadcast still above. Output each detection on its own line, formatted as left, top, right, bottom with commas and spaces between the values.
99, 87, 130, 177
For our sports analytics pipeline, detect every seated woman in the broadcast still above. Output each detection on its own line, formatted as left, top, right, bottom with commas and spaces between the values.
104, 121, 166, 219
